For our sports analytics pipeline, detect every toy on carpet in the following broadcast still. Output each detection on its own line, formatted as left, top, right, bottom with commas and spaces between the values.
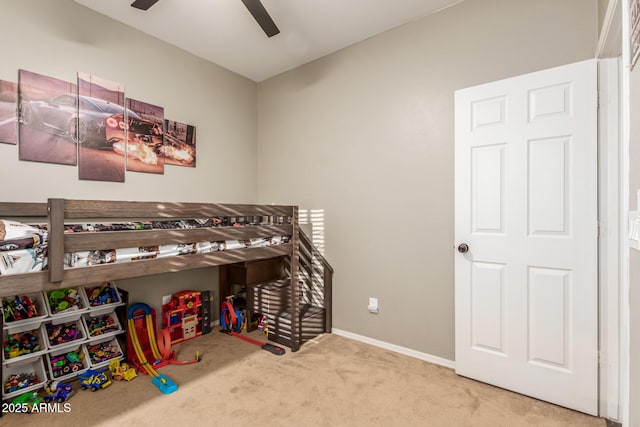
161, 290, 203, 345
127, 303, 178, 394
11, 391, 43, 413
78, 368, 111, 391
43, 380, 74, 402
109, 359, 137, 381
155, 328, 201, 366
220, 297, 285, 356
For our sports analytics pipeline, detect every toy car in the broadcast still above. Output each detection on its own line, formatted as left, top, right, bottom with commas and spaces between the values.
43, 380, 74, 403
11, 391, 43, 413
109, 359, 137, 381
78, 369, 111, 391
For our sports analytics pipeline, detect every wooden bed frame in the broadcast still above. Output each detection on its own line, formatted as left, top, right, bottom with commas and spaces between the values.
0, 198, 302, 308
0, 198, 339, 410
0, 198, 307, 402
0, 199, 299, 293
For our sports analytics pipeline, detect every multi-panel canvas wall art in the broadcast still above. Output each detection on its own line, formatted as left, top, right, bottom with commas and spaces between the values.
18, 69, 78, 165
0, 80, 17, 145
9, 67, 197, 179
124, 98, 164, 174
77, 73, 126, 182
164, 119, 196, 167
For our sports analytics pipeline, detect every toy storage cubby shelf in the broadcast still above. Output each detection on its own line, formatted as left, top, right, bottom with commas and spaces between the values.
3, 291, 50, 400
77, 282, 125, 370
2, 284, 126, 400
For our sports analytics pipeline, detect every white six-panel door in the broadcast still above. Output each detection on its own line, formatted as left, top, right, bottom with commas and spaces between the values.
454, 59, 598, 415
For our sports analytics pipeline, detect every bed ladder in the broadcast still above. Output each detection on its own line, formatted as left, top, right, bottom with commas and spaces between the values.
279, 228, 333, 349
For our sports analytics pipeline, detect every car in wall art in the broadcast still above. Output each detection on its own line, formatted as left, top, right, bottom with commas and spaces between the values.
19, 93, 144, 147
109, 113, 164, 166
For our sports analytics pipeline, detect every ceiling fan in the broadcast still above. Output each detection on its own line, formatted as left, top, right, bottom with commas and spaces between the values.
130, 0, 280, 37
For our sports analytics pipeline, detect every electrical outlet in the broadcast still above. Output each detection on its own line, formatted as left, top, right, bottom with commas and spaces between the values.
368, 297, 379, 314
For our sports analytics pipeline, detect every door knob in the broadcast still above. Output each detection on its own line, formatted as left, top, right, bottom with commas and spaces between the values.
457, 243, 469, 253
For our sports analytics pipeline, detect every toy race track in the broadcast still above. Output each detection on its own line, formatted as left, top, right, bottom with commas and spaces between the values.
220, 299, 285, 356
127, 303, 178, 394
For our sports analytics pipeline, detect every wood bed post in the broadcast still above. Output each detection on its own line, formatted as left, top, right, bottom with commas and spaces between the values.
324, 265, 333, 333
290, 206, 301, 352
47, 198, 65, 283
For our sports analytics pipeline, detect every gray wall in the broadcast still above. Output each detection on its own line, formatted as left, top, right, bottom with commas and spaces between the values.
0, 0, 257, 204
0, 0, 258, 315
256, 0, 598, 360
599, 0, 610, 35
0, 0, 602, 363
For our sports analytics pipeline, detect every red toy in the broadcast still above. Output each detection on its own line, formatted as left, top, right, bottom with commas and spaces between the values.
126, 306, 170, 375
161, 290, 203, 345
127, 304, 199, 378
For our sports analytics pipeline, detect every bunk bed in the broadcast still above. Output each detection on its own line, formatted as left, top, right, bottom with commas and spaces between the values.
0, 198, 333, 404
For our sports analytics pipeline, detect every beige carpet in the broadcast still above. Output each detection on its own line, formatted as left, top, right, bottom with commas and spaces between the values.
5, 331, 605, 426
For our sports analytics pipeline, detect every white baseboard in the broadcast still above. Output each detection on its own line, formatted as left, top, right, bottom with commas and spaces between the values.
331, 328, 455, 370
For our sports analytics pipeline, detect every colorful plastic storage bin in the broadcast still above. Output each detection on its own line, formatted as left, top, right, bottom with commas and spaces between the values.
86, 337, 123, 369
45, 287, 89, 321
42, 318, 87, 351
45, 345, 89, 381
83, 312, 122, 341
2, 355, 47, 399
1, 292, 48, 329
2, 325, 47, 364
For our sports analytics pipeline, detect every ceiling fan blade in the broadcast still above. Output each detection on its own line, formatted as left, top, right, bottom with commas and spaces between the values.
241, 0, 280, 38
131, 0, 160, 11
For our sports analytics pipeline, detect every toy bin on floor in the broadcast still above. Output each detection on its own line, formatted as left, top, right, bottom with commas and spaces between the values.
2, 355, 47, 400
41, 318, 88, 351
45, 287, 89, 322
2, 323, 47, 364
83, 311, 123, 341
1, 292, 48, 329
46, 345, 89, 381
86, 336, 123, 369
82, 282, 122, 316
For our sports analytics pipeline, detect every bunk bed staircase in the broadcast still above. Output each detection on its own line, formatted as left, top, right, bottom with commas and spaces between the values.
250, 229, 333, 349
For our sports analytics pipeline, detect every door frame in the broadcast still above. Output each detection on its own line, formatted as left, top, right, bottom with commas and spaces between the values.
598, 57, 622, 421
595, 0, 626, 422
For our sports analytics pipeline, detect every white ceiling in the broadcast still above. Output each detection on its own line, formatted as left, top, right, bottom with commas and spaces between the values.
73, 0, 463, 82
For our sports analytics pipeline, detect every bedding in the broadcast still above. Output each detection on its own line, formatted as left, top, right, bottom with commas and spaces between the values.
0, 218, 290, 275
0, 220, 48, 276
64, 236, 289, 268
